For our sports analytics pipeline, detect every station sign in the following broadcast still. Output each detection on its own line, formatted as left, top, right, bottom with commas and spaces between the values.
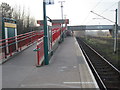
43, 0, 54, 5
5, 22, 17, 28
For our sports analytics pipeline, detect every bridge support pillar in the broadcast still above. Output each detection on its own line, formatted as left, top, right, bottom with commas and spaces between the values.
109, 29, 114, 37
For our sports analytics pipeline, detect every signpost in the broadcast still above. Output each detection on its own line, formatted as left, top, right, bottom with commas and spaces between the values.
43, 0, 54, 65
44, 0, 54, 5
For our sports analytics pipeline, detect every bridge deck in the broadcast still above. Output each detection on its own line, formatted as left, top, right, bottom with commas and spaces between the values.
2, 37, 99, 88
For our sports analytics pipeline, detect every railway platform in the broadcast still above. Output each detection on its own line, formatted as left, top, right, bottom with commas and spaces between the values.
2, 36, 99, 88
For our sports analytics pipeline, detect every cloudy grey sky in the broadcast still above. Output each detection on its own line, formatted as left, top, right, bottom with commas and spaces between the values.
0, 0, 119, 25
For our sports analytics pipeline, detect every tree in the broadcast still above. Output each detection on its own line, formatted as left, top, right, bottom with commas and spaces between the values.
12, 5, 24, 34
0, 3, 13, 18
13, 6, 36, 34
1, 3, 36, 34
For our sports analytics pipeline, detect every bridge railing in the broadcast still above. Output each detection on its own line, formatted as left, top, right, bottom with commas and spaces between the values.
52, 25, 66, 43
0, 31, 44, 63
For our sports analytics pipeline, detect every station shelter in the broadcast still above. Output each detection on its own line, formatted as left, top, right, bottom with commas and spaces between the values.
2, 18, 18, 56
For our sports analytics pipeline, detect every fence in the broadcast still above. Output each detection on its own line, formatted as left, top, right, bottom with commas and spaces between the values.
34, 37, 44, 66
0, 31, 44, 63
0, 19, 68, 65
34, 26, 67, 66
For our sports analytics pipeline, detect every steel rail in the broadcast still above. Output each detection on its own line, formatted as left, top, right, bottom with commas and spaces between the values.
82, 39, 120, 73
77, 37, 120, 89
79, 41, 107, 89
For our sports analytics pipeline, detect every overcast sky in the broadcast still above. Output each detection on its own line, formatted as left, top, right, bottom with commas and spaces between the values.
0, 0, 120, 25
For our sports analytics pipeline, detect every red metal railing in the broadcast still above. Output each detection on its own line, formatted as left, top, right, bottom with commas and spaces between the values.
52, 27, 61, 42
34, 37, 44, 66
0, 30, 44, 63
34, 19, 68, 66
35, 26, 67, 66
0, 19, 68, 65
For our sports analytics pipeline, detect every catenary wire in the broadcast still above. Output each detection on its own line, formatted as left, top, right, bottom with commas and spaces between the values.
82, 0, 103, 24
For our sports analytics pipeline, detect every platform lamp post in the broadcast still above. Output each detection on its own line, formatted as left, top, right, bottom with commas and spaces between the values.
43, 0, 54, 65
59, 1, 65, 42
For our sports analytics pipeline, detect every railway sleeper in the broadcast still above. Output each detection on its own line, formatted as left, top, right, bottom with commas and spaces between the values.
98, 72, 118, 77
91, 61, 109, 65
92, 65, 113, 71
102, 76, 119, 81
96, 66, 113, 71
99, 71, 118, 75
100, 74, 120, 78
96, 68, 115, 73
105, 81, 120, 88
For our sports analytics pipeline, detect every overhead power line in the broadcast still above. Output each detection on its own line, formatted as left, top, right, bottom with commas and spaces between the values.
91, 0, 103, 11
82, 0, 103, 24
90, 11, 115, 23
101, 2, 117, 14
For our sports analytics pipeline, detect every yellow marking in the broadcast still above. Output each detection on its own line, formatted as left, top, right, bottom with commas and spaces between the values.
5, 22, 17, 28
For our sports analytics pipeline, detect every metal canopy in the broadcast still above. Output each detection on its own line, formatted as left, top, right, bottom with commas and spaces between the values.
68, 25, 120, 30
52, 19, 69, 24
37, 19, 69, 25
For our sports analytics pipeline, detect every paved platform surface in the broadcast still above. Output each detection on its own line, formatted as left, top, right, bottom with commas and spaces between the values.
2, 37, 99, 88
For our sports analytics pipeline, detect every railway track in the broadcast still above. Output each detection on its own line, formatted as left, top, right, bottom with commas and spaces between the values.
76, 37, 120, 89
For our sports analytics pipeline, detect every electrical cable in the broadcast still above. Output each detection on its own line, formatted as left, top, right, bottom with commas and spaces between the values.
101, 2, 118, 15
90, 11, 115, 23
82, 12, 90, 24
91, 0, 104, 11
82, 0, 103, 24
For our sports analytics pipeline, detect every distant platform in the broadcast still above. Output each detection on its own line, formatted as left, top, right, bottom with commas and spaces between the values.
2, 36, 99, 88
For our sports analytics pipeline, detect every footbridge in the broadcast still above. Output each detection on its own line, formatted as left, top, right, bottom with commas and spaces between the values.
68, 25, 120, 30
